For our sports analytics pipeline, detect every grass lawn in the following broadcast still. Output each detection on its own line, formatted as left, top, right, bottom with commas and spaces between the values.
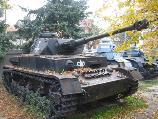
139, 78, 158, 90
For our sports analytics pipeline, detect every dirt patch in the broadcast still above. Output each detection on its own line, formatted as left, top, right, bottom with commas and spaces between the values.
0, 83, 33, 119
122, 85, 158, 119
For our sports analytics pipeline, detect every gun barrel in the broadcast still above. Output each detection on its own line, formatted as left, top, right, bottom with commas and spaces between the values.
74, 19, 149, 46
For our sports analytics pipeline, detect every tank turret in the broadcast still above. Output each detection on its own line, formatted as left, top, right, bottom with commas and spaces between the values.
31, 19, 149, 55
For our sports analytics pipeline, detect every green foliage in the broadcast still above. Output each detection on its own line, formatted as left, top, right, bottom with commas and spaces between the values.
15, 18, 36, 40
24, 105, 45, 119
67, 96, 147, 119
0, 1, 13, 58
25, 92, 49, 114
16, 0, 89, 39
125, 96, 146, 108
0, 33, 15, 58
0, 20, 7, 32
23, 92, 49, 119
0, 0, 10, 9
0, 21, 14, 58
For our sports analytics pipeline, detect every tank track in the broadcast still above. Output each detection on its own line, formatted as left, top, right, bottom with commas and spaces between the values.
2, 69, 79, 119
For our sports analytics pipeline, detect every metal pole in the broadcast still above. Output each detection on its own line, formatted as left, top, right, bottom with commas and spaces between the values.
5, 0, 7, 23
4, 8, 6, 22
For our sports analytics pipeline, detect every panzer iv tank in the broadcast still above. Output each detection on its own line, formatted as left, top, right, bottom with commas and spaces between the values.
2, 19, 148, 118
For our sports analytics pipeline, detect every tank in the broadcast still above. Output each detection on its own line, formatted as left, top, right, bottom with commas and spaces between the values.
121, 46, 158, 79
2, 19, 148, 118
97, 37, 116, 60
96, 37, 121, 66
96, 38, 158, 80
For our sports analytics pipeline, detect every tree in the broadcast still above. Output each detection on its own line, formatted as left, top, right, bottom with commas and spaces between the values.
0, 21, 15, 59
0, 32, 14, 58
97, 0, 158, 58
0, 0, 7, 9
0, 1, 14, 59
16, 0, 89, 39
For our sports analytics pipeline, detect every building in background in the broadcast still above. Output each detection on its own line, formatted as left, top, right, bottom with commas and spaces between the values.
6, 25, 17, 32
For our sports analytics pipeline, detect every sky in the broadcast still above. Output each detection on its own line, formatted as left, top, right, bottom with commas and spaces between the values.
5, 0, 112, 28
6, 0, 46, 25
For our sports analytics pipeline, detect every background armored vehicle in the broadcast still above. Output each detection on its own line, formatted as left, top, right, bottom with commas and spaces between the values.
94, 38, 138, 72
121, 46, 158, 79
96, 37, 122, 66
97, 37, 117, 60
2, 19, 148, 118
96, 37, 158, 80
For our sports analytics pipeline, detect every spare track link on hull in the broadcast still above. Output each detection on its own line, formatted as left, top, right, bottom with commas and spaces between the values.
2, 69, 79, 119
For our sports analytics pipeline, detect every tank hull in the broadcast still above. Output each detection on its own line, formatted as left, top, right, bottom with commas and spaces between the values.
2, 65, 138, 118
